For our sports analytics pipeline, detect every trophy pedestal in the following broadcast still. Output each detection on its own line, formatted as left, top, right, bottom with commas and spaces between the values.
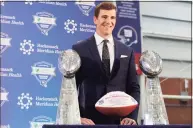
139, 50, 169, 125
56, 49, 81, 125
56, 77, 81, 125
144, 77, 169, 125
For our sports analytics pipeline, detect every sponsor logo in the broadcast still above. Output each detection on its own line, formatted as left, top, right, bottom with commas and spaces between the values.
20, 40, 35, 55
0, 14, 24, 25
35, 96, 58, 107
64, 19, 77, 34
0, 32, 11, 56
33, 12, 56, 36
36, 44, 63, 54
31, 61, 56, 87
19, 39, 63, 55
75, 1, 95, 16
38, 1, 67, 6
25, 0, 67, 7
30, 116, 54, 128
17, 93, 58, 109
64, 19, 96, 34
0, 68, 22, 78
0, 87, 9, 107
17, 93, 33, 109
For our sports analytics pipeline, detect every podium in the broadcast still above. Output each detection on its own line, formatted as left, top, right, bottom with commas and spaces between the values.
43, 125, 192, 128
43, 125, 116, 128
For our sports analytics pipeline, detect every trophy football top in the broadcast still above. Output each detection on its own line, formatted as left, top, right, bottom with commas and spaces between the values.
58, 49, 81, 77
139, 50, 162, 77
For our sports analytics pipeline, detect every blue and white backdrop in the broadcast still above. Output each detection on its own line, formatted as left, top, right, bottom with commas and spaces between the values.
0, 1, 141, 128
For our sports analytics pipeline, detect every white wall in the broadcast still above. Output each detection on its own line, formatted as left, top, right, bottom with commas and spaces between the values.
138, 1, 192, 124
140, 1, 192, 79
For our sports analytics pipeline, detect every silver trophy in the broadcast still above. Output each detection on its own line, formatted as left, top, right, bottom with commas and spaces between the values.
139, 50, 169, 125
56, 49, 81, 125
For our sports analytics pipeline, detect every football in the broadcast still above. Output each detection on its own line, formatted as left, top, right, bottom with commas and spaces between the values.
95, 91, 138, 117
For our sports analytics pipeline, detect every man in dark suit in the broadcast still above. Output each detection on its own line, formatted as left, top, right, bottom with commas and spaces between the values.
72, 2, 140, 125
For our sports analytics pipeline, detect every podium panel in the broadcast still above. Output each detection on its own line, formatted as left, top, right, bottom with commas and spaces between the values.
43, 125, 192, 128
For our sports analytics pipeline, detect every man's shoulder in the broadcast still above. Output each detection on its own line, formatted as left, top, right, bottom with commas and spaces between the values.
73, 35, 94, 48
114, 38, 133, 52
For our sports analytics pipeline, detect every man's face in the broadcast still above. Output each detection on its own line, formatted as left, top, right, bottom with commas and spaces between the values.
94, 9, 116, 37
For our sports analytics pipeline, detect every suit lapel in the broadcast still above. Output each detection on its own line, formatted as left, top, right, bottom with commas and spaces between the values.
87, 36, 121, 79
87, 36, 106, 77
110, 38, 121, 79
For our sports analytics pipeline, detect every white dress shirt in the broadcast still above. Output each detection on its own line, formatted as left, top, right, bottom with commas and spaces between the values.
94, 32, 115, 72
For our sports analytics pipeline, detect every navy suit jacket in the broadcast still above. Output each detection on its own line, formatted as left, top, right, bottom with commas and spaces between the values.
72, 35, 140, 124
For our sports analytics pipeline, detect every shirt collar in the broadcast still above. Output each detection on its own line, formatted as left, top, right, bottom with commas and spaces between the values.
94, 32, 114, 46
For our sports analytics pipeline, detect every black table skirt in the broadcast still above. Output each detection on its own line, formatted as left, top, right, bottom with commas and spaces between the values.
43, 124, 192, 128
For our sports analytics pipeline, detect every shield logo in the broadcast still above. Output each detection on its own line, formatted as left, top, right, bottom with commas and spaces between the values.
0, 87, 9, 107
0, 32, 11, 56
31, 61, 56, 87
75, 1, 95, 16
33, 12, 56, 36
30, 116, 54, 128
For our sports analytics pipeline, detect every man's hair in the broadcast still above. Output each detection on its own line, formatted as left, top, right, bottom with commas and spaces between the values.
94, 2, 116, 18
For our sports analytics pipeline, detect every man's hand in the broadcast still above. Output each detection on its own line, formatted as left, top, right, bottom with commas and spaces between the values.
120, 118, 137, 125
81, 118, 95, 125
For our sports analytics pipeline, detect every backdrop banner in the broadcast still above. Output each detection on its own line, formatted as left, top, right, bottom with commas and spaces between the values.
0, 1, 141, 128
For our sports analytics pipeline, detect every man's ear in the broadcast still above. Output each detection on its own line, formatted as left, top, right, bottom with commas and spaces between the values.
93, 16, 97, 25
